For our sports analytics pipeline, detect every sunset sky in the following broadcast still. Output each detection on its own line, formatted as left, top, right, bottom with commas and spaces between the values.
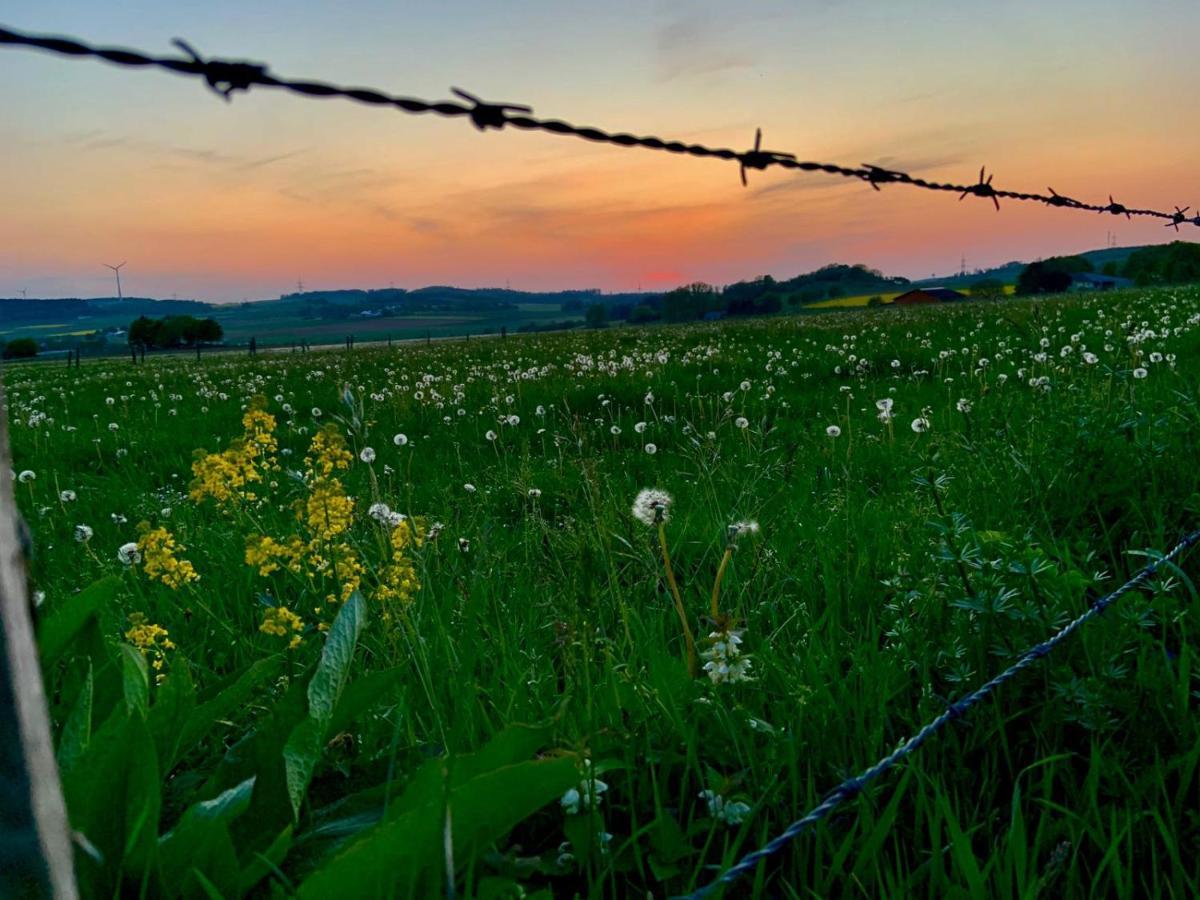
1, 0, 1198, 302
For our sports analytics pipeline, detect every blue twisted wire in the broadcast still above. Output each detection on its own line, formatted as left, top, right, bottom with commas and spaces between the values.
685, 527, 1200, 898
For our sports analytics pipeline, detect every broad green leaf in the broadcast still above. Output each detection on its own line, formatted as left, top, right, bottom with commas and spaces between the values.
149, 658, 196, 771
297, 754, 579, 898
238, 826, 293, 897
325, 665, 406, 737
37, 575, 121, 665
56, 660, 92, 776
179, 656, 278, 755
282, 592, 366, 819
158, 778, 255, 899
121, 644, 150, 719
63, 711, 161, 896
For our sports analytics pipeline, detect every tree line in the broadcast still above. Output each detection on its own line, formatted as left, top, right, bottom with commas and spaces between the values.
128, 315, 223, 349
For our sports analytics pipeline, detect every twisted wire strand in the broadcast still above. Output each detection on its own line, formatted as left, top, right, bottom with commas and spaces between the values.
684, 527, 1200, 898
1, 24, 1197, 226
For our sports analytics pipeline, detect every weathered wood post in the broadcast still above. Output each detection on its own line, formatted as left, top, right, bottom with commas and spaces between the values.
0, 383, 79, 898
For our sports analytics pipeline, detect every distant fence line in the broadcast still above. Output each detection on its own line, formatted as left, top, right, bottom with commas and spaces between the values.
1, 23, 1198, 228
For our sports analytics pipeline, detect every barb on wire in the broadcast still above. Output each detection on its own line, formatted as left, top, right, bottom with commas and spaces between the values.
683, 527, 1200, 899
960, 166, 1000, 210
1166, 206, 1191, 231
171, 39, 264, 101
738, 128, 796, 187
450, 87, 532, 131
1044, 187, 1082, 209
862, 163, 907, 191
1103, 194, 1132, 219
0, 22, 1196, 227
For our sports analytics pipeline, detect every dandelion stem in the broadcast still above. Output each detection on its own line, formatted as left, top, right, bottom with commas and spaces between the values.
658, 522, 697, 678
710, 546, 733, 621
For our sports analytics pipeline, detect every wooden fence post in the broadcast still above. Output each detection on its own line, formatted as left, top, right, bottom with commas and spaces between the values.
0, 383, 79, 898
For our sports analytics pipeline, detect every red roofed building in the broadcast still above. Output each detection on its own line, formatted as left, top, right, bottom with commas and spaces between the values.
891, 287, 968, 305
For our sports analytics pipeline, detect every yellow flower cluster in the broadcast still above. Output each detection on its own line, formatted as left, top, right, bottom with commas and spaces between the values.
376, 518, 425, 611
304, 424, 353, 480
302, 481, 355, 541
260, 606, 304, 649
245, 534, 306, 577
310, 541, 364, 605
137, 523, 199, 589
190, 399, 279, 507
125, 612, 176, 676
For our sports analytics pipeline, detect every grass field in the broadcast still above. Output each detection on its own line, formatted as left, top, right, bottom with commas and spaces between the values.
804, 284, 1018, 309
7, 287, 1200, 897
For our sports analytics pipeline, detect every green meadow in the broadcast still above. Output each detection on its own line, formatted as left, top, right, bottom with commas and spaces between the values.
7, 287, 1200, 897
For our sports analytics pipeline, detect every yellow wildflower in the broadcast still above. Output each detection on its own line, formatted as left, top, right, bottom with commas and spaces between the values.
376, 518, 426, 609
303, 481, 355, 541
189, 397, 278, 508
125, 612, 176, 675
305, 425, 353, 480
137, 523, 199, 590
260, 606, 304, 648
245, 533, 305, 576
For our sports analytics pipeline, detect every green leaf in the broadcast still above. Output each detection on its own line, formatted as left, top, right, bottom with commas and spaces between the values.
63, 711, 161, 895
37, 575, 121, 666
149, 658, 196, 771
238, 826, 293, 896
121, 644, 150, 719
296, 754, 579, 898
158, 778, 255, 899
282, 592, 366, 819
179, 657, 278, 756
56, 660, 93, 776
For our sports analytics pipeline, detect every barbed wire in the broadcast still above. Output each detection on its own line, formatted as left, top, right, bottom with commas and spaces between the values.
682, 526, 1200, 898
1, 22, 1198, 228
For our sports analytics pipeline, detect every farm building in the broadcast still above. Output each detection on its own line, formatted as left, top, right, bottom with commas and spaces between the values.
1070, 272, 1133, 291
891, 287, 968, 305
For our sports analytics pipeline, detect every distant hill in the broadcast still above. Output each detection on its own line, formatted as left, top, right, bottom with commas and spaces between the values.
0, 296, 212, 323
916, 245, 1151, 289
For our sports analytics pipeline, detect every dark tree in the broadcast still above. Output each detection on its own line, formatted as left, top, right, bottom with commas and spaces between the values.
584, 304, 609, 328
1, 337, 38, 359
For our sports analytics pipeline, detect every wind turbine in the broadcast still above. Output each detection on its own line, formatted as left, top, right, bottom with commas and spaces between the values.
105, 261, 126, 299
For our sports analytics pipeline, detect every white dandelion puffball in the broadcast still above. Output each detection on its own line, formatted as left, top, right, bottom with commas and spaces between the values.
632, 488, 672, 526
911, 417, 930, 433
1133, 367, 1148, 379
359, 447, 376, 463
735, 417, 749, 430
486, 430, 498, 441
117, 542, 141, 565
393, 433, 408, 446
644, 443, 657, 455
74, 524, 93, 543
825, 425, 841, 438
464, 483, 477, 493
18, 470, 35, 484
59, 489, 77, 502
634, 421, 647, 434
368, 502, 392, 523
528, 488, 542, 498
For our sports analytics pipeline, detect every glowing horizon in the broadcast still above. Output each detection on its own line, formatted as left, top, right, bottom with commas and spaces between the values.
2, 0, 1198, 303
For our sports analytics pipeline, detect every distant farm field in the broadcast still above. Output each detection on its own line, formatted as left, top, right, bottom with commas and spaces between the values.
7, 287, 1200, 897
